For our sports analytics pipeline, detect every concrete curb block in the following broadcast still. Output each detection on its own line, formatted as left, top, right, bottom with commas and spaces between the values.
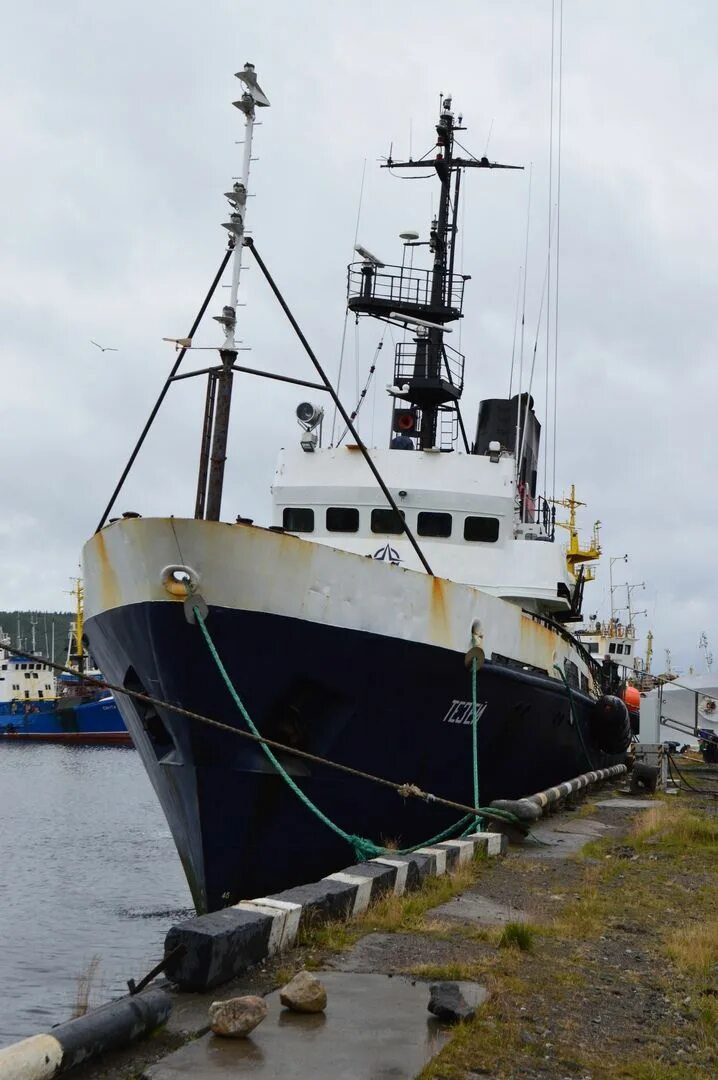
163, 832, 507, 992
0, 989, 171, 1079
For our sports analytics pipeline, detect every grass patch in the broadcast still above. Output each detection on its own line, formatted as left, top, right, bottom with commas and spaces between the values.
631, 802, 718, 849
497, 921, 536, 952
72, 954, 101, 1018
665, 917, 718, 981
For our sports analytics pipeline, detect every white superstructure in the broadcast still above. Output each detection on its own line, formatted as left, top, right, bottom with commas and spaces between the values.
272, 444, 569, 613
0, 629, 56, 709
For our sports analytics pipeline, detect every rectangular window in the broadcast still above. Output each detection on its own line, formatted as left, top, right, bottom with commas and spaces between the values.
21, 664, 26, 670
587, 642, 599, 654
609, 643, 616, 654
617, 644, 624, 654
625, 645, 631, 655
418, 512, 452, 538
463, 516, 500, 543
24, 691, 30, 699
326, 507, 359, 532
371, 508, 405, 534
1, 663, 6, 670
32, 672, 38, 679
282, 507, 315, 533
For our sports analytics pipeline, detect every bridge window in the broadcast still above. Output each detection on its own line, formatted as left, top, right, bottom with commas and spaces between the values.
418, 512, 452, 538
283, 508, 314, 533
326, 507, 359, 532
371, 508, 405, 534
464, 516, 500, 542
625, 645, 632, 655
609, 643, 616, 654
617, 644, 624, 654
587, 642, 599, 654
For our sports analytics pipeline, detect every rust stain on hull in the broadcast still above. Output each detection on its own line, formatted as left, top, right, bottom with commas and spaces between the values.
520, 613, 560, 670
92, 529, 121, 613
429, 575, 451, 646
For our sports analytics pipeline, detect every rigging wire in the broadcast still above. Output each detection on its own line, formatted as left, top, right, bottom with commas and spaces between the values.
507, 265, 523, 397
518, 216, 556, 470
458, 169, 466, 352
354, 318, 361, 422
552, 0, 564, 503
337, 329, 387, 446
544, 0, 556, 499
483, 119, 495, 157
514, 163, 533, 473
330, 159, 366, 445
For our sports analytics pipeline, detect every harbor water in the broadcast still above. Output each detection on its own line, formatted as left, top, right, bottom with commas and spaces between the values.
0, 743, 192, 1047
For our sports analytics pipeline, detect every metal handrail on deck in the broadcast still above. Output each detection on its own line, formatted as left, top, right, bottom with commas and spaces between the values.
347, 262, 465, 316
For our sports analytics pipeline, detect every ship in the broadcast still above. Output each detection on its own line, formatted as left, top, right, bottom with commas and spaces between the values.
0, 622, 57, 720
0, 583, 129, 744
83, 67, 631, 914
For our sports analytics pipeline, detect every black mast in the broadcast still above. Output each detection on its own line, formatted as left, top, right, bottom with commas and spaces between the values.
347, 95, 521, 450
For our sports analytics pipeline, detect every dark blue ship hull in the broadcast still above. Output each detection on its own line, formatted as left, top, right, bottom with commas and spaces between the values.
85, 601, 624, 913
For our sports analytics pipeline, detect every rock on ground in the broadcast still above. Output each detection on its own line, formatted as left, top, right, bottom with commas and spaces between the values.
279, 970, 328, 1013
208, 994, 268, 1037
428, 981, 487, 1023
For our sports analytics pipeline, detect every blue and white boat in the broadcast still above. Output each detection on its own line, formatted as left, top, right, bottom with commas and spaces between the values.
0, 587, 129, 744
0, 628, 57, 720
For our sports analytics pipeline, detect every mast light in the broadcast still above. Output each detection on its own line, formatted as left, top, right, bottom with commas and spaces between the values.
234, 62, 270, 107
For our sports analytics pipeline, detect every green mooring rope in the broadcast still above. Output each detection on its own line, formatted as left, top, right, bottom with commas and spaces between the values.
194, 606, 498, 861
471, 655, 481, 829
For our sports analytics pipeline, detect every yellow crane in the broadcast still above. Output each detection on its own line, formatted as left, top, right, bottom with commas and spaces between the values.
66, 577, 85, 673
552, 484, 601, 581
645, 630, 653, 674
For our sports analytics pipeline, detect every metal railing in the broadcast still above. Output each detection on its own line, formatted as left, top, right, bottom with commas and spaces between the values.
654, 680, 718, 750
393, 341, 465, 394
526, 495, 555, 540
347, 262, 465, 316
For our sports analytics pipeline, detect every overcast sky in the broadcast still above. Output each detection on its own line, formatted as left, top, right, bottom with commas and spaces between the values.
1, 1, 715, 675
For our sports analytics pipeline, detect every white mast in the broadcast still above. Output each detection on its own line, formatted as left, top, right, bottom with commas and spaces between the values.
205, 64, 270, 521
220, 63, 269, 349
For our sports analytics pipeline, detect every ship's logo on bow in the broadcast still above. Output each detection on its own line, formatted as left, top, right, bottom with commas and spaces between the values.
372, 544, 401, 565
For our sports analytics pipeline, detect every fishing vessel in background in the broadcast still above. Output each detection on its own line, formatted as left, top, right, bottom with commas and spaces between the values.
0, 581, 129, 743
0, 625, 57, 720
83, 68, 631, 914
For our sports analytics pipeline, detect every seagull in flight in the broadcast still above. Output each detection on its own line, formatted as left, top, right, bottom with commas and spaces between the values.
90, 340, 118, 353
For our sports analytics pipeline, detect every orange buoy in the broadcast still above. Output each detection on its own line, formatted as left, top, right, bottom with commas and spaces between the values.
622, 686, 641, 711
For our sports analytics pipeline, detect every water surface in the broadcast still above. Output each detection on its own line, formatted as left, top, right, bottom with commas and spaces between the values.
0, 744, 192, 1046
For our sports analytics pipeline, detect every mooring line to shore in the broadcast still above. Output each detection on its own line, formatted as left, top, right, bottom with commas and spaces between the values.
0, 637, 519, 831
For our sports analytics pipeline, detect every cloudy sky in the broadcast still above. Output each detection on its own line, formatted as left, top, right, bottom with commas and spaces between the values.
1, 1, 715, 675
